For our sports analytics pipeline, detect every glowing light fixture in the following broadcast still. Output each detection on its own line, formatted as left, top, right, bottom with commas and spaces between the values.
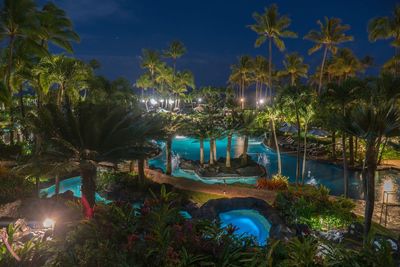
259, 99, 265, 104
43, 218, 55, 229
150, 98, 157, 105
168, 99, 174, 104
198, 98, 202, 103
240, 98, 245, 102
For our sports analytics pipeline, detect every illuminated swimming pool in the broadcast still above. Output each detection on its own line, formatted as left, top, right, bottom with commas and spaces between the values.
40, 176, 110, 203
148, 135, 400, 200
219, 209, 271, 246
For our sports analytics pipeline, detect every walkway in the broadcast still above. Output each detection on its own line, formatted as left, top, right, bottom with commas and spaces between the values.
144, 169, 400, 234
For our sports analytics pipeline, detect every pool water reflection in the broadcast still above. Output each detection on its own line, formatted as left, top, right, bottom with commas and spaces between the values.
148, 135, 400, 201
219, 209, 271, 246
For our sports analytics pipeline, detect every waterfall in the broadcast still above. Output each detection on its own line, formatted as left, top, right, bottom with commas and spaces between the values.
306, 177, 318, 186
257, 153, 269, 168
171, 153, 181, 171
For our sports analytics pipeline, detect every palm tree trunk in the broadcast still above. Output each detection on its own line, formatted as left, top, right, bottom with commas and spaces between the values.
209, 138, 214, 165
271, 119, 282, 174
166, 136, 172, 175
226, 133, 232, 168
200, 137, 204, 166
355, 137, 358, 163
342, 133, 349, 198
301, 125, 308, 184
318, 46, 329, 95
378, 138, 388, 165
213, 139, 217, 162
129, 160, 135, 173
80, 160, 97, 209
349, 136, 354, 166
138, 159, 145, 183
55, 174, 60, 200
331, 131, 336, 159
295, 108, 301, 184
241, 135, 249, 166
268, 37, 273, 103
363, 141, 378, 244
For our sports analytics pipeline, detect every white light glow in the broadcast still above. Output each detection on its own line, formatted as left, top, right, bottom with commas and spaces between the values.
259, 99, 265, 104
43, 218, 55, 229
150, 98, 157, 105
198, 98, 202, 103
240, 98, 244, 102
168, 99, 174, 104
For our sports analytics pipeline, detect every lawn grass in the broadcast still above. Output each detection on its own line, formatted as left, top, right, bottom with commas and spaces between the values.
176, 189, 223, 205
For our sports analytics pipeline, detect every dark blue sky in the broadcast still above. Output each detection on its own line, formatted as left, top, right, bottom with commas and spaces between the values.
47, 0, 397, 86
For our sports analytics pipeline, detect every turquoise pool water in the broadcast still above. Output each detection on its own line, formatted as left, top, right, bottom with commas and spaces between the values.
40, 176, 110, 203
219, 209, 271, 246
148, 135, 400, 200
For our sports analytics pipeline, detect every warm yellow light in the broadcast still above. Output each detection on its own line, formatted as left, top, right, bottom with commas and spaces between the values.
259, 99, 265, 104
240, 98, 244, 102
43, 218, 55, 229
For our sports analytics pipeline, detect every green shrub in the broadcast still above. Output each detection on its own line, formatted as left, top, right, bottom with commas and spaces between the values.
274, 186, 354, 231
0, 167, 34, 204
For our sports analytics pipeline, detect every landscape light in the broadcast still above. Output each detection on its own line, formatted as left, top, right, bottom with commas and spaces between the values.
43, 218, 55, 229
240, 98, 244, 102
259, 99, 264, 104
168, 99, 174, 104
141, 99, 145, 103
198, 98, 202, 103
150, 98, 157, 105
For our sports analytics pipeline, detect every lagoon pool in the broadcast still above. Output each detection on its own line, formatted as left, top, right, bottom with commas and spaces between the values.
149, 135, 400, 200
40, 176, 110, 203
219, 209, 271, 246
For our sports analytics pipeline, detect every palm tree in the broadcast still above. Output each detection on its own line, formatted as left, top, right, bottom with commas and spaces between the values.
249, 4, 297, 100
327, 79, 360, 197
160, 113, 185, 175
140, 49, 161, 96
253, 56, 269, 105
262, 106, 282, 174
37, 2, 80, 52
29, 103, 164, 211
238, 110, 258, 166
299, 103, 315, 184
278, 53, 309, 86
36, 55, 91, 106
163, 41, 186, 73
0, 0, 38, 92
228, 56, 253, 108
329, 48, 364, 81
368, 5, 400, 75
343, 104, 400, 243
304, 17, 353, 94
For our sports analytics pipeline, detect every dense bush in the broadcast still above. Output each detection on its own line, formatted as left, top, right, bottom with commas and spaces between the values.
96, 171, 138, 192
274, 186, 356, 231
256, 174, 289, 191
0, 167, 34, 204
1, 186, 397, 266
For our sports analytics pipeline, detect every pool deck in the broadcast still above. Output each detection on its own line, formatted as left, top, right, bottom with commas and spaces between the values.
144, 168, 400, 234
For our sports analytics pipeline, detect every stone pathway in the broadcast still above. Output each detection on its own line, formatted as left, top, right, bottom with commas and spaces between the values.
145, 169, 400, 234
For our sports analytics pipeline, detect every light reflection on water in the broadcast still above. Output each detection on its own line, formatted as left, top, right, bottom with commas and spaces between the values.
149, 135, 400, 201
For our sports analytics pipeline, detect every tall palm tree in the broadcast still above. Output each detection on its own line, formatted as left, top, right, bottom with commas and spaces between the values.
140, 49, 161, 95
0, 0, 38, 92
253, 56, 269, 105
327, 79, 360, 197
163, 41, 186, 73
304, 17, 353, 94
299, 103, 315, 184
343, 104, 400, 243
368, 5, 400, 75
278, 53, 309, 86
36, 55, 91, 106
29, 103, 164, 211
249, 4, 297, 100
37, 2, 80, 52
262, 106, 282, 174
228, 56, 253, 108
329, 48, 364, 81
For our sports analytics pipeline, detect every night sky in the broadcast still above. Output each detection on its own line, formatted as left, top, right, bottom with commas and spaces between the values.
43, 0, 397, 87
